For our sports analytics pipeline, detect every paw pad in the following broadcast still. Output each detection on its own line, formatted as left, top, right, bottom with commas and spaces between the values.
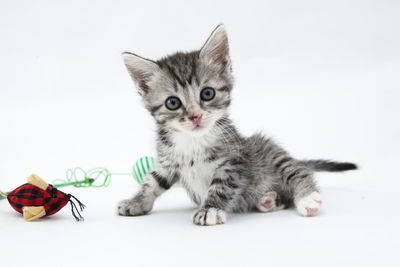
257, 191, 285, 212
295, 191, 322, 217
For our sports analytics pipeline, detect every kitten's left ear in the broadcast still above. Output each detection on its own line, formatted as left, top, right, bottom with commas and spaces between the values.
200, 25, 231, 69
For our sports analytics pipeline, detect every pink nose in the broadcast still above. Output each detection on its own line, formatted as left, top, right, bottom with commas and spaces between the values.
189, 114, 202, 125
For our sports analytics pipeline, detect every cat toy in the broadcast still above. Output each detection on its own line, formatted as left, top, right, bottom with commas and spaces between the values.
0, 174, 86, 222
0, 156, 164, 222
51, 156, 156, 189
53, 156, 181, 189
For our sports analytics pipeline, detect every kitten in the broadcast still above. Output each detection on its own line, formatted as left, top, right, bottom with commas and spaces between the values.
117, 25, 357, 226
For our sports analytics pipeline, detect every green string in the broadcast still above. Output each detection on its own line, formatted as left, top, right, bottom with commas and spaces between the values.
52, 156, 155, 189
52, 166, 112, 189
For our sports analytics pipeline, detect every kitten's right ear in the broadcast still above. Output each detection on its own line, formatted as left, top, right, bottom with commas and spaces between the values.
122, 52, 159, 95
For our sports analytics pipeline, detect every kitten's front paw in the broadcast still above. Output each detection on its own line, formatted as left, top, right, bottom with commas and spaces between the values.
295, 191, 322, 217
192, 208, 227, 226
117, 199, 150, 216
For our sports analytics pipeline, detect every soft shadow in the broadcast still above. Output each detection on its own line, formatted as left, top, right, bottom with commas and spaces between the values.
151, 206, 194, 215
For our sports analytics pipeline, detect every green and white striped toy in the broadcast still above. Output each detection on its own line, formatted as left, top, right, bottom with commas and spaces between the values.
132, 156, 155, 184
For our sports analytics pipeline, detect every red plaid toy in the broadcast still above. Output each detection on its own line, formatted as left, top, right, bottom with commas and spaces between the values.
1, 174, 85, 222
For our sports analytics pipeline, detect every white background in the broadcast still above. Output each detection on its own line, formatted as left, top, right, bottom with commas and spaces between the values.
0, 1, 399, 266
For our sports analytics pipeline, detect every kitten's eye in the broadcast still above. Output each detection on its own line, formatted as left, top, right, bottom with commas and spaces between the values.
165, 96, 182, 110
200, 87, 215, 101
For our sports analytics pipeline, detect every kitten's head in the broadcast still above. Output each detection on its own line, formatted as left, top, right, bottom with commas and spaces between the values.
122, 25, 233, 136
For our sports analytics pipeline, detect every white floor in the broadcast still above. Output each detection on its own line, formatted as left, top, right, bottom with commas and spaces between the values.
1, 169, 399, 267
1, 1, 399, 266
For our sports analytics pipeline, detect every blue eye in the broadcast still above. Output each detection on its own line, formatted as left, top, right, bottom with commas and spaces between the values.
200, 87, 215, 101
165, 96, 182, 110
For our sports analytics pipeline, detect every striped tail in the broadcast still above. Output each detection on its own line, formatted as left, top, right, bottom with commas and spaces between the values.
300, 160, 357, 172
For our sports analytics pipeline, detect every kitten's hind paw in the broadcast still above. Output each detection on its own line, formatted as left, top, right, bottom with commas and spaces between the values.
295, 191, 322, 217
192, 208, 227, 226
257, 191, 285, 212
117, 199, 150, 216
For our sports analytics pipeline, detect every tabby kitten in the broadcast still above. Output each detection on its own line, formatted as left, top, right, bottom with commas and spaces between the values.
117, 25, 356, 226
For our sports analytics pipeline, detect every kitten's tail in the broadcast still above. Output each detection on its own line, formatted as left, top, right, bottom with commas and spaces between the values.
300, 160, 357, 172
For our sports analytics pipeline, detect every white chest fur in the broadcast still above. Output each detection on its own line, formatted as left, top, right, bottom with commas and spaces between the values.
180, 159, 220, 204
170, 131, 221, 204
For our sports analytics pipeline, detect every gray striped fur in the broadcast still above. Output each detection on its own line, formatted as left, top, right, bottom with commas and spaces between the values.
117, 25, 357, 225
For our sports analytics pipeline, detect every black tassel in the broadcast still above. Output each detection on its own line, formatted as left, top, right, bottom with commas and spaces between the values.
68, 194, 85, 222
69, 194, 86, 211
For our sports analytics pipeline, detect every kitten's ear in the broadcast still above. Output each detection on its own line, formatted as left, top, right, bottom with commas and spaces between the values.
122, 52, 159, 95
200, 25, 231, 69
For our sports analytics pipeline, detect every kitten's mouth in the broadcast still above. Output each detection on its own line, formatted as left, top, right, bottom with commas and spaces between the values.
192, 124, 205, 131
190, 120, 212, 132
